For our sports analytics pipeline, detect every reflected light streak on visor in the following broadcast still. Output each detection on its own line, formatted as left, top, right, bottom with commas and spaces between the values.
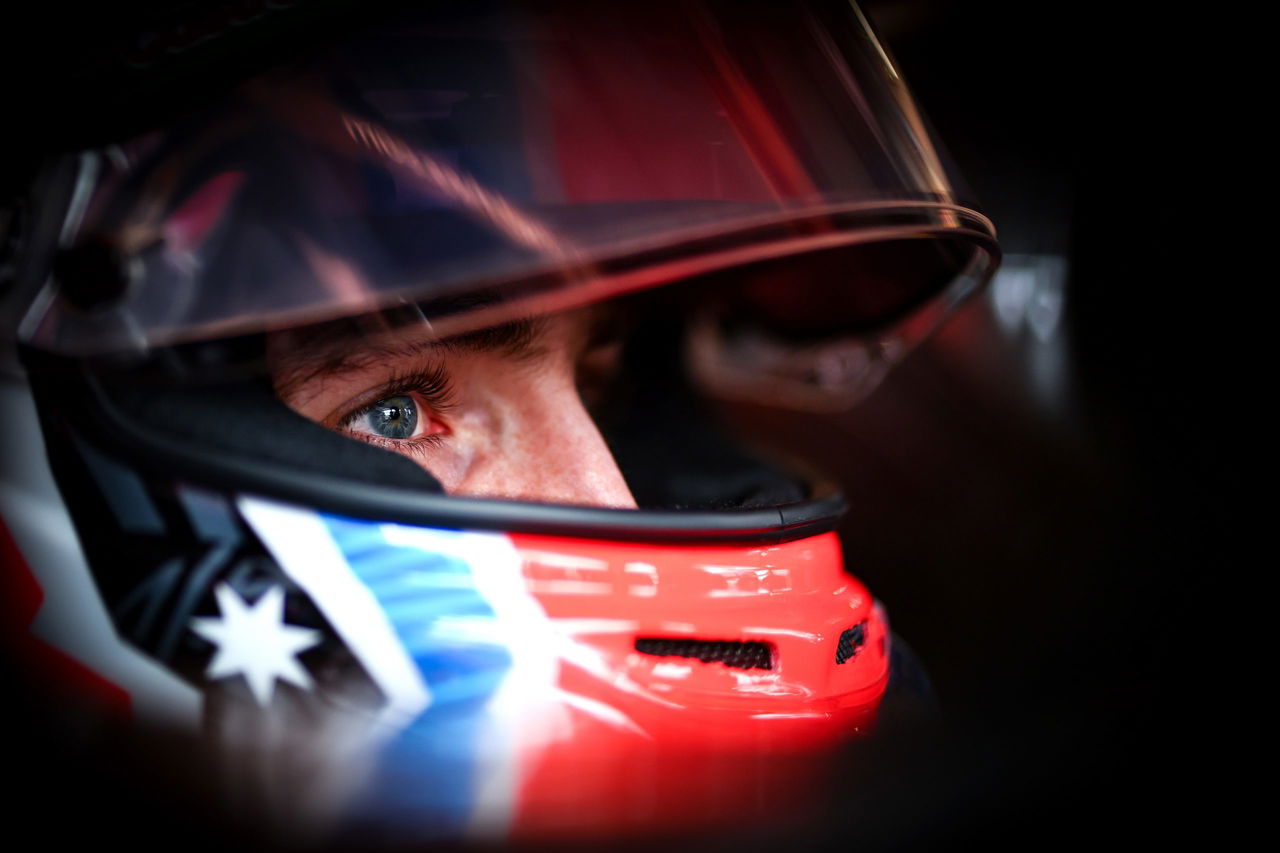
341, 113, 567, 256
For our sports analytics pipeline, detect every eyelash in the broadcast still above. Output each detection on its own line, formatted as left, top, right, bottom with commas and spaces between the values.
336, 364, 457, 454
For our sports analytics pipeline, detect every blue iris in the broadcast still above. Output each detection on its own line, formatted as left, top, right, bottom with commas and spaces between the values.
365, 395, 418, 439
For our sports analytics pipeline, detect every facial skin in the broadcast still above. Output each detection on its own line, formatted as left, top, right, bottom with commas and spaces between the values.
270, 309, 637, 509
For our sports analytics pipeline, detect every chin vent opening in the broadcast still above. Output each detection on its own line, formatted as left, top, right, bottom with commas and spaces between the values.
835, 621, 868, 665
635, 637, 774, 670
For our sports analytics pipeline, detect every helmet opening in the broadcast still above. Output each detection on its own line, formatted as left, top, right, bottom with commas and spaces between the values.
21, 300, 838, 545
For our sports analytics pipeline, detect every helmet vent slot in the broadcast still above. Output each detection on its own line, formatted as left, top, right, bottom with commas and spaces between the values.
635, 637, 774, 670
835, 621, 868, 664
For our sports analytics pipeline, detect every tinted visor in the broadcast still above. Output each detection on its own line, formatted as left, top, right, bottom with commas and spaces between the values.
18, 0, 996, 407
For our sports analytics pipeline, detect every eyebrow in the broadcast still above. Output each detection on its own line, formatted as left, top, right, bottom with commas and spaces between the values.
271, 314, 548, 403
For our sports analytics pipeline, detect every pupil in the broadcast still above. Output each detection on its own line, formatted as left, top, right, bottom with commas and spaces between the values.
368, 396, 417, 439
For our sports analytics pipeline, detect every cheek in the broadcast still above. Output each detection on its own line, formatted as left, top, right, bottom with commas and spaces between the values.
409, 404, 498, 490
407, 441, 471, 491
435, 368, 570, 492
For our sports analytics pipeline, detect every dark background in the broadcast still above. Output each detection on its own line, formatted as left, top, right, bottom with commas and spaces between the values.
2, 1, 1225, 849
743, 2, 1224, 848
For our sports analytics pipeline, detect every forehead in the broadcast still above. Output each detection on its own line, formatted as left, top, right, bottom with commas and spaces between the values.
267, 308, 609, 402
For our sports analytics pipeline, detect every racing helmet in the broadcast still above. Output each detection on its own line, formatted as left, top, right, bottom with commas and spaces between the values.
0, 0, 999, 843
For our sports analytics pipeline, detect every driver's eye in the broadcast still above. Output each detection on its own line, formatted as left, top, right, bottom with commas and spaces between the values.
329, 365, 457, 448
342, 394, 426, 441
364, 396, 418, 439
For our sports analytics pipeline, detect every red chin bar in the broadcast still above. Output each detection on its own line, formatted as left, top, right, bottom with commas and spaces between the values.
506, 529, 889, 836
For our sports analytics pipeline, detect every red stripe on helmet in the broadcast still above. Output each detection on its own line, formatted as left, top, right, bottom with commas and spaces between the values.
0, 519, 132, 716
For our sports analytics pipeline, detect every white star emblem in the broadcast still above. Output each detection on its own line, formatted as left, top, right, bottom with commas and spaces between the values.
190, 583, 322, 707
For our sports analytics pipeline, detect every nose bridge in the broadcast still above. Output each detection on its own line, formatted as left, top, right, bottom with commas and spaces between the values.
472, 368, 636, 508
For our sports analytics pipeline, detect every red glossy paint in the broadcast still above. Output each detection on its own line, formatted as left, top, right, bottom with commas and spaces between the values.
0, 516, 43, 631
532, 8, 782, 205
507, 530, 888, 836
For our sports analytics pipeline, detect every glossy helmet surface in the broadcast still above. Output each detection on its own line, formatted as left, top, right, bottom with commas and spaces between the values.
0, 0, 998, 842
